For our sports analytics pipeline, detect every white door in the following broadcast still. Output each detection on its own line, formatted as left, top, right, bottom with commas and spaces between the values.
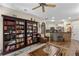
71, 21, 79, 41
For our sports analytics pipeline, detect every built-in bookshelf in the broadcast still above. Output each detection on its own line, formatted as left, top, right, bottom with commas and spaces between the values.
26, 21, 33, 45
25, 21, 38, 45
32, 22, 38, 43
2, 15, 38, 55
16, 20, 25, 49
3, 16, 16, 54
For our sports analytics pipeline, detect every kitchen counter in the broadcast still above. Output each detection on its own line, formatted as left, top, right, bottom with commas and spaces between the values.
50, 32, 71, 42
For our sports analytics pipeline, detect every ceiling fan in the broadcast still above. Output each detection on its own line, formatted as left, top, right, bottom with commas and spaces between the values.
32, 3, 56, 12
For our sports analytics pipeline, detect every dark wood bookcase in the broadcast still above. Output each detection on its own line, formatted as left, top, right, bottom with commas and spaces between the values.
15, 19, 25, 49
2, 15, 38, 55
25, 21, 38, 46
32, 22, 38, 43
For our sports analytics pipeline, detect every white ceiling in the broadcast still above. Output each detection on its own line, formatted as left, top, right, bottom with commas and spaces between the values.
0, 3, 79, 21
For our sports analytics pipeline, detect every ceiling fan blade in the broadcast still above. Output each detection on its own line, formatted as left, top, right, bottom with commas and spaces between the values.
46, 3, 56, 7
42, 5, 45, 12
32, 5, 41, 10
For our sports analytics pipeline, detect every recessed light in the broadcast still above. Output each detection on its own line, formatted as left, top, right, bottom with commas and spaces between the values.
51, 20, 55, 22
62, 19, 65, 22
52, 17, 55, 19
68, 17, 72, 19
